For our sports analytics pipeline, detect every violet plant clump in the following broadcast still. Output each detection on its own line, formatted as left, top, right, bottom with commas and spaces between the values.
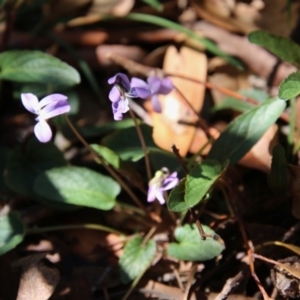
108, 73, 173, 120
21, 93, 70, 143
108, 73, 152, 120
147, 167, 179, 205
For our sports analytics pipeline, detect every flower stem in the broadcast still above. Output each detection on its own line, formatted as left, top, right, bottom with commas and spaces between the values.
26, 223, 124, 236
128, 109, 152, 182
64, 114, 146, 211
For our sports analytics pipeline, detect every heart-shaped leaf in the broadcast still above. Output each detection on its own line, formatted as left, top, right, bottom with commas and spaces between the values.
207, 98, 286, 165
185, 160, 228, 207
34, 166, 120, 210
167, 224, 224, 261
0, 213, 25, 256
167, 179, 189, 212
119, 236, 156, 283
0, 50, 80, 87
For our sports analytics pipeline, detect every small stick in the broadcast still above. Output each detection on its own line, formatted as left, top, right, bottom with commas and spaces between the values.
128, 109, 152, 181
171, 144, 189, 174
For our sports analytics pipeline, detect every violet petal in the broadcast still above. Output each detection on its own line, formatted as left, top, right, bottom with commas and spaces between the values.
147, 186, 157, 202
155, 190, 166, 205
39, 100, 70, 120
161, 172, 179, 191
109, 86, 121, 103
38, 94, 68, 109
113, 112, 123, 121
112, 98, 129, 114
21, 93, 39, 114
151, 94, 162, 113
34, 120, 52, 143
147, 77, 161, 94
108, 73, 131, 91
131, 77, 149, 89
158, 78, 173, 94
131, 87, 152, 99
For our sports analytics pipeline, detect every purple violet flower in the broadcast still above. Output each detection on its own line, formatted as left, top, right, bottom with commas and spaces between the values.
21, 93, 70, 143
147, 76, 173, 113
147, 167, 179, 205
108, 73, 152, 120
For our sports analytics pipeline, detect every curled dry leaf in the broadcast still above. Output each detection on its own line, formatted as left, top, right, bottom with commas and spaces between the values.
151, 45, 207, 156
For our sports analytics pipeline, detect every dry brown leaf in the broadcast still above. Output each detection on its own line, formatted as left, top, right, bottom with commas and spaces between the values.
151, 45, 207, 156
239, 124, 279, 173
208, 58, 251, 104
16, 254, 59, 300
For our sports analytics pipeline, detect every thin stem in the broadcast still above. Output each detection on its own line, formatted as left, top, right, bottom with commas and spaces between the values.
27, 223, 124, 236
171, 144, 189, 174
64, 114, 146, 211
141, 225, 157, 246
128, 109, 152, 181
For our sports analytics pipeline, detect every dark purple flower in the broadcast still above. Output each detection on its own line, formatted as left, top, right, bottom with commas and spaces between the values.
147, 76, 173, 113
21, 93, 70, 143
147, 167, 179, 204
108, 73, 152, 120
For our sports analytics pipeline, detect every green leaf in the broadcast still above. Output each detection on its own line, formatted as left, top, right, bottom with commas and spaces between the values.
0, 213, 25, 256
268, 145, 288, 195
119, 236, 156, 283
248, 30, 300, 67
4, 137, 74, 210
34, 166, 120, 210
0, 50, 80, 87
213, 97, 254, 113
91, 144, 121, 168
207, 98, 286, 165
167, 224, 224, 261
167, 179, 190, 212
185, 160, 228, 208
279, 71, 300, 100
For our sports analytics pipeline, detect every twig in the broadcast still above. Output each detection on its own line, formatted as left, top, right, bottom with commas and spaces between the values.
171, 144, 189, 174
248, 249, 273, 300
215, 271, 245, 300
128, 109, 152, 181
